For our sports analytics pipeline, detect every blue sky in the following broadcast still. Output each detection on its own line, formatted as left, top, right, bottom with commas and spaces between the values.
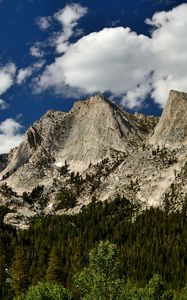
0, 0, 186, 153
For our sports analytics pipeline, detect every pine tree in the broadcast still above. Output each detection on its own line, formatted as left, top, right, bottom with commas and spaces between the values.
46, 246, 64, 284
31, 246, 49, 285
11, 245, 29, 297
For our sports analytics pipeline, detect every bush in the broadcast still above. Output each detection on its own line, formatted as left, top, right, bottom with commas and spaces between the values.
55, 188, 77, 210
74, 241, 122, 300
60, 161, 69, 176
14, 282, 72, 300
22, 186, 44, 205
0, 183, 17, 197
30, 186, 44, 199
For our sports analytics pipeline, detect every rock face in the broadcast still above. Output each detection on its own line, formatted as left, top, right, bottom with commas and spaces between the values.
3, 90, 187, 229
0, 154, 9, 173
0, 94, 157, 193
149, 90, 187, 145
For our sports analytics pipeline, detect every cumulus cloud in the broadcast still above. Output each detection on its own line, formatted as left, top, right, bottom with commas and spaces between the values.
36, 3, 187, 108
17, 60, 45, 84
37, 27, 153, 104
0, 63, 16, 96
0, 119, 23, 154
0, 64, 23, 153
30, 3, 87, 60
54, 3, 88, 53
37, 27, 152, 95
122, 81, 152, 109
145, 4, 187, 105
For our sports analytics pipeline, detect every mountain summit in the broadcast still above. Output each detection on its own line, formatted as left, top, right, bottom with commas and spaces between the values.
2, 91, 187, 228
150, 90, 187, 145
0, 94, 156, 193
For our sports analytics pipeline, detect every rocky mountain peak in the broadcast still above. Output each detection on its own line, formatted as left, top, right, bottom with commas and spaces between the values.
71, 94, 111, 113
4, 91, 187, 229
169, 89, 187, 100
0, 94, 157, 195
149, 90, 187, 145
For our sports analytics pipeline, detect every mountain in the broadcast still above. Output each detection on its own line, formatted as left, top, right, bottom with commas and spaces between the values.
97, 90, 187, 208
1, 90, 187, 228
0, 94, 157, 193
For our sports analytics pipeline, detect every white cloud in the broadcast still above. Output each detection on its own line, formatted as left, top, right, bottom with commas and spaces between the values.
37, 27, 152, 99
30, 3, 87, 59
60, 28, 152, 93
145, 4, 187, 106
37, 3, 187, 108
54, 3, 88, 53
0, 99, 9, 110
17, 60, 45, 84
36, 16, 51, 31
0, 119, 23, 154
17, 68, 33, 85
0, 63, 16, 96
30, 45, 44, 58
122, 81, 152, 109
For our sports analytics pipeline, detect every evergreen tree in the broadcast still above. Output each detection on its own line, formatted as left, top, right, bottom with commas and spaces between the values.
11, 246, 29, 297
46, 246, 64, 284
31, 246, 49, 285
60, 161, 69, 176
55, 188, 77, 209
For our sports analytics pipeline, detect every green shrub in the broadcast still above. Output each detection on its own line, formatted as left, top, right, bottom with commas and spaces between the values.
55, 188, 77, 210
14, 282, 72, 300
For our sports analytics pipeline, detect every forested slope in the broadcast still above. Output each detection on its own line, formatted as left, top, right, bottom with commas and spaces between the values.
1, 197, 187, 298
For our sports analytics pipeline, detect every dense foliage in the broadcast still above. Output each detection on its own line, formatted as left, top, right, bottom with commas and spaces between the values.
74, 241, 121, 299
13, 241, 187, 300
14, 282, 72, 300
1, 196, 187, 298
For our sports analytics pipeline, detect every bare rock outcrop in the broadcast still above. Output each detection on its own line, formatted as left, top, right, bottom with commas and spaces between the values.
149, 90, 187, 145
5, 91, 187, 228
0, 94, 157, 194
0, 154, 9, 173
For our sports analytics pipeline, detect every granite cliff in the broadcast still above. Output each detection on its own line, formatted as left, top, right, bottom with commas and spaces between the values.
1, 90, 187, 229
0, 94, 157, 193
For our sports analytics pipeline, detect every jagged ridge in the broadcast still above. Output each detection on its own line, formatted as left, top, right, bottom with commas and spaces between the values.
4, 90, 187, 229
0, 94, 157, 193
149, 90, 187, 145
